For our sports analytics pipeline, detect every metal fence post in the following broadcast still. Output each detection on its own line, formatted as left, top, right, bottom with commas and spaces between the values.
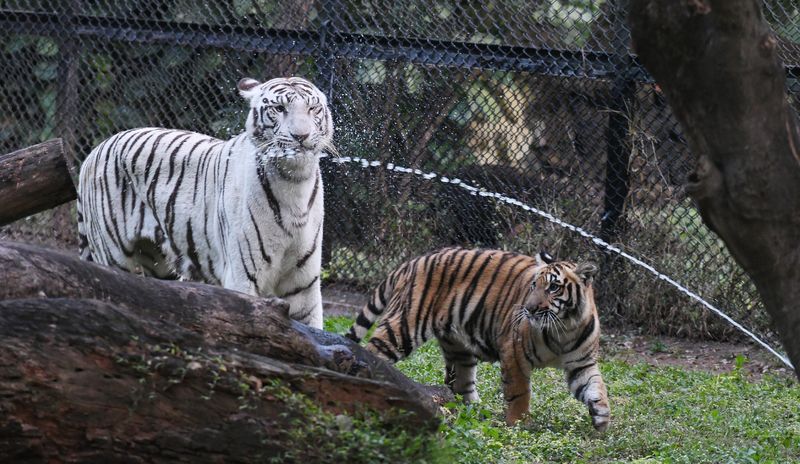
318, 0, 340, 268
600, 0, 635, 243
55, 0, 81, 182
317, 0, 339, 98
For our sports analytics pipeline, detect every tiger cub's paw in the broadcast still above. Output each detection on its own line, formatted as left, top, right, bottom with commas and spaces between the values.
589, 398, 611, 432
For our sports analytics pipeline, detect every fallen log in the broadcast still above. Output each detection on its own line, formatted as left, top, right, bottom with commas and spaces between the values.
0, 241, 445, 395
0, 139, 76, 226
0, 298, 435, 461
0, 241, 449, 460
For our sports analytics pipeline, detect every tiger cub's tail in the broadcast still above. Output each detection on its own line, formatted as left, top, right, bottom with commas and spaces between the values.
346, 268, 402, 342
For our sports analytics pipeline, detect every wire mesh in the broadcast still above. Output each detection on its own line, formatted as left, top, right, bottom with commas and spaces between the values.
0, 0, 795, 347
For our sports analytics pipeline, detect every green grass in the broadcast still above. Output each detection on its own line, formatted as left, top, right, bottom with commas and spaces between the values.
325, 316, 800, 463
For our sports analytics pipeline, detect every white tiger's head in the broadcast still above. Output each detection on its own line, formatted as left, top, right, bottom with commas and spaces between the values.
238, 76, 334, 157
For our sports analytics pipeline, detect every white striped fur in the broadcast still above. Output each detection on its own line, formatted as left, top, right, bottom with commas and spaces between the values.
77, 77, 333, 328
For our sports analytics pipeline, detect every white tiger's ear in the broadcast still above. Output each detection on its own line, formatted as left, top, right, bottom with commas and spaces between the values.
237, 78, 261, 100
575, 262, 598, 286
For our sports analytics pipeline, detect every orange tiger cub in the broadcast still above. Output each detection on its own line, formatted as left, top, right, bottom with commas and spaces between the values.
346, 247, 610, 432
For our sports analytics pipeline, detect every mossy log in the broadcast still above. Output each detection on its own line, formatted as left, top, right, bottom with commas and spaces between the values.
0, 241, 448, 461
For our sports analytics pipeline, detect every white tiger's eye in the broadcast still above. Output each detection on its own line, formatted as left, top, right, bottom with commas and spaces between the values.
274, 105, 286, 113
262, 98, 269, 104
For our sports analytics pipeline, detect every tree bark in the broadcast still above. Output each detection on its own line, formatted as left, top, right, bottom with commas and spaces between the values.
0, 241, 448, 460
0, 139, 76, 226
629, 0, 800, 377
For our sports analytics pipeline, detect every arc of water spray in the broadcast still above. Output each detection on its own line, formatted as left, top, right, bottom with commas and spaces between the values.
323, 154, 794, 370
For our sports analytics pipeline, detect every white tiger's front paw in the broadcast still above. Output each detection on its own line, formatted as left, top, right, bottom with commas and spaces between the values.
306, 310, 323, 330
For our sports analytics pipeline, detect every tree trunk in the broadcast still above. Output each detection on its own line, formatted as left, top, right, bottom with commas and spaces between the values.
0, 241, 448, 460
0, 139, 76, 226
629, 0, 800, 377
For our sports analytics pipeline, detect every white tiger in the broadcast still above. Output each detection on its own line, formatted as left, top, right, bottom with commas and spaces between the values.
77, 76, 334, 328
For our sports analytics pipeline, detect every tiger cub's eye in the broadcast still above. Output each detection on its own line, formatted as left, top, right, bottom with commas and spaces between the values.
547, 282, 560, 293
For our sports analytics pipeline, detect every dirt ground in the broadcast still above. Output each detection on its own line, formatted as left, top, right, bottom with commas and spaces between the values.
321, 283, 794, 380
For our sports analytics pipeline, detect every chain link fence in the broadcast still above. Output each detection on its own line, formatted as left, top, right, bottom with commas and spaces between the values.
0, 0, 797, 347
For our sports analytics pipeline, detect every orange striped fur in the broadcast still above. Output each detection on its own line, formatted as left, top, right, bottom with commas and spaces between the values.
347, 247, 610, 431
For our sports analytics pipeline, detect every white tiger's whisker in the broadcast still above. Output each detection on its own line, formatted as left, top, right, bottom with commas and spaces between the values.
323, 140, 340, 159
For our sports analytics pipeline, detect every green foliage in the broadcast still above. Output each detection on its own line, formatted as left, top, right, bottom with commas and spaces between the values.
610, 197, 770, 341
0, 27, 323, 155
329, 316, 800, 463
323, 315, 355, 334
268, 381, 449, 464
648, 339, 670, 354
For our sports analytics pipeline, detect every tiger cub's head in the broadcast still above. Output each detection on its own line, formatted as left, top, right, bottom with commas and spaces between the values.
522, 253, 598, 331
238, 76, 334, 157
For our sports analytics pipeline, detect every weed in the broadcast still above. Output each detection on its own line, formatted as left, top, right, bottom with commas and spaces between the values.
648, 339, 670, 354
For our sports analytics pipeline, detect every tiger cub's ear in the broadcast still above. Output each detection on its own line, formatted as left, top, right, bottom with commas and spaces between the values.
575, 262, 598, 286
535, 251, 554, 266
237, 78, 261, 100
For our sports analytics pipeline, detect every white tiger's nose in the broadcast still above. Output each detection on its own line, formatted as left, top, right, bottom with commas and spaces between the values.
291, 132, 309, 143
